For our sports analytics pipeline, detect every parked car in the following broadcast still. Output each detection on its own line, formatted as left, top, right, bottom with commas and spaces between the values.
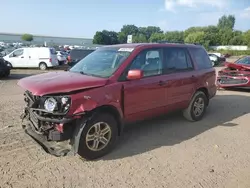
208, 53, 226, 66
3, 47, 58, 70
217, 56, 250, 88
0, 57, 11, 78
0, 48, 16, 57
18, 43, 217, 160
67, 49, 95, 67
56, 51, 67, 65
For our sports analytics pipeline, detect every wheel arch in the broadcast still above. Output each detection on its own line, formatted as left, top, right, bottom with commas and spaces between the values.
39, 61, 47, 66
196, 87, 209, 105
91, 105, 124, 136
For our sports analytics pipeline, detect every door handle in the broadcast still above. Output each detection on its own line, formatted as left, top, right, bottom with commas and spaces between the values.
158, 80, 167, 86
29, 56, 31, 58
21, 56, 24, 58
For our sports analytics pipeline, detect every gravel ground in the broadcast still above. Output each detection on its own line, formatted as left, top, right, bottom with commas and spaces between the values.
1, 66, 250, 188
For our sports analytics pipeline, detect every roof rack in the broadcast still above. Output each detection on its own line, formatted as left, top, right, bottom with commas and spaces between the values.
157, 40, 184, 44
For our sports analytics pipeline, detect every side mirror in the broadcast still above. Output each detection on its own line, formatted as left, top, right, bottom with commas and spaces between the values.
127, 69, 143, 80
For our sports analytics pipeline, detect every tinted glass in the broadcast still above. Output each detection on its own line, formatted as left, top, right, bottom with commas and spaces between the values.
189, 47, 212, 69
129, 49, 162, 77
12, 49, 24, 57
70, 49, 95, 59
235, 56, 250, 65
163, 47, 193, 73
69, 47, 132, 78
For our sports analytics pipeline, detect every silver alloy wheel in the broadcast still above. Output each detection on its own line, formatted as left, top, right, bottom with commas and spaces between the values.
40, 63, 46, 70
193, 97, 205, 117
85, 122, 112, 151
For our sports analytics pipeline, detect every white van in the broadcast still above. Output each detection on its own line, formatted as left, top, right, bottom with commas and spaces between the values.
3, 47, 58, 70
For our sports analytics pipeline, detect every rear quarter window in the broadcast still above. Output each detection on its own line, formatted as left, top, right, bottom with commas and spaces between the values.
189, 47, 212, 69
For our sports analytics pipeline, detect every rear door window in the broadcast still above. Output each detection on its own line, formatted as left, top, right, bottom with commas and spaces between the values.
189, 47, 212, 69
163, 47, 193, 73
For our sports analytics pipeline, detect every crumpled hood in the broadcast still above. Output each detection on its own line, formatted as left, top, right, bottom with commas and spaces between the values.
225, 62, 250, 71
17, 71, 108, 96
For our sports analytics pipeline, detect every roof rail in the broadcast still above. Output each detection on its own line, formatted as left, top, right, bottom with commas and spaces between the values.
157, 40, 184, 44
158, 41, 202, 45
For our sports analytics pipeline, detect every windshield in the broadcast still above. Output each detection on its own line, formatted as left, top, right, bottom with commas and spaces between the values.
69, 47, 133, 78
235, 56, 250, 65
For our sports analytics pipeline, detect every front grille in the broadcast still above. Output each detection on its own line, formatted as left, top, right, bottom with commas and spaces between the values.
218, 77, 248, 85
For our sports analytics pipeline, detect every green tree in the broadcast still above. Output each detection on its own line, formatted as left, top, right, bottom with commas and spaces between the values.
118, 32, 127, 43
243, 30, 250, 47
21, 33, 33, 42
218, 29, 234, 45
101, 30, 119, 44
184, 27, 205, 38
149, 33, 165, 42
93, 30, 119, 45
93, 31, 107, 44
184, 31, 209, 48
139, 26, 163, 41
203, 26, 220, 46
120, 25, 139, 36
228, 30, 244, 45
217, 15, 235, 30
165, 31, 184, 43
133, 34, 148, 43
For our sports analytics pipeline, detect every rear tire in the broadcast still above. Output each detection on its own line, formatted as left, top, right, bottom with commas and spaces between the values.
39, 62, 47, 70
78, 113, 118, 160
183, 91, 208, 122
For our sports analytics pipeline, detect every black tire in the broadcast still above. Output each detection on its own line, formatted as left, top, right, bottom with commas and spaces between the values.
4, 69, 10, 77
78, 113, 118, 160
183, 91, 208, 122
7, 62, 12, 69
39, 62, 47, 70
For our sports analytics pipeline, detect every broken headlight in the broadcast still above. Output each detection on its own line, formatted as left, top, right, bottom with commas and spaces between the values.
44, 97, 57, 112
43, 96, 71, 113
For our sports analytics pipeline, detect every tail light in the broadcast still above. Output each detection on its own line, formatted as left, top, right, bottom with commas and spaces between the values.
67, 55, 71, 62
49, 58, 52, 62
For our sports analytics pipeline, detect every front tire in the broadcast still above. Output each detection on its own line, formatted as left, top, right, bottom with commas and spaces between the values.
183, 91, 208, 121
4, 69, 10, 77
78, 113, 118, 160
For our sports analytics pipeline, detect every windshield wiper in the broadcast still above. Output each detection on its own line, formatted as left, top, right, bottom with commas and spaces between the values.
79, 71, 98, 77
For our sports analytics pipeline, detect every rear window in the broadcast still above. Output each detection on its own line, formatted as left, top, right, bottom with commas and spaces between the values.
50, 48, 57, 55
189, 47, 212, 69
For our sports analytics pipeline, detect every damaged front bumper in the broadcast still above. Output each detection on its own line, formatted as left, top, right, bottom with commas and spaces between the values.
21, 108, 77, 157
24, 123, 73, 157
217, 75, 249, 88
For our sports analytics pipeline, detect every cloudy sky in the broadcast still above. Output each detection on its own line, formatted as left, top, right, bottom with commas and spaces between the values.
1, 0, 250, 38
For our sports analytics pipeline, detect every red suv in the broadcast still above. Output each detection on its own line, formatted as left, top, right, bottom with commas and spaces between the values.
18, 43, 217, 160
